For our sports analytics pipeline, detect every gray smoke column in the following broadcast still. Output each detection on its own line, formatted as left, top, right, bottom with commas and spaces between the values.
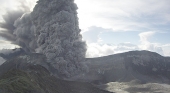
0, 1, 37, 52
13, 13, 37, 52
31, 0, 87, 77
0, 0, 87, 77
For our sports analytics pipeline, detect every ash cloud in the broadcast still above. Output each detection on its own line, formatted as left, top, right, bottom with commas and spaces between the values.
32, 0, 86, 77
0, 0, 35, 52
13, 13, 37, 52
0, 0, 87, 77
0, 10, 25, 41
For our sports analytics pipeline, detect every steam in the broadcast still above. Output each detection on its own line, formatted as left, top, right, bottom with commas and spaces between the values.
0, 0, 87, 77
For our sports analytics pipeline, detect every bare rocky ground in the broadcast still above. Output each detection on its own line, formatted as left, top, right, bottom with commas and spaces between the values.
0, 54, 112, 93
1, 50, 170, 93
98, 80, 170, 93
82, 51, 170, 93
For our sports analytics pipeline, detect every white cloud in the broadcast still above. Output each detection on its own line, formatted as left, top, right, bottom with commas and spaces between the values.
86, 42, 138, 58
138, 31, 164, 55
75, 0, 170, 32
77, 0, 170, 57
0, 0, 169, 58
116, 42, 139, 50
86, 43, 115, 58
86, 42, 167, 58
82, 27, 103, 43
139, 31, 155, 43
83, 27, 170, 58
162, 44, 170, 57
85, 31, 170, 58
0, 40, 19, 49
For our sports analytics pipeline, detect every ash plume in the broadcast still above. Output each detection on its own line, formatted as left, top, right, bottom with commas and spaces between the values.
0, 0, 87, 77
13, 13, 37, 52
0, 10, 26, 41
32, 0, 87, 77
0, 0, 36, 52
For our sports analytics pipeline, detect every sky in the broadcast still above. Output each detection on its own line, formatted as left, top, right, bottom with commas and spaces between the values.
0, 0, 170, 58
75, 0, 170, 57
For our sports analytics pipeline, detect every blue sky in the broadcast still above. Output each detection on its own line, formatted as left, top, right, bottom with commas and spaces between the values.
0, 0, 170, 57
75, 0, 170, 57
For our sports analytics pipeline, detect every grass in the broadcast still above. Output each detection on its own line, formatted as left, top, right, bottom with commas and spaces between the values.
0, 62, 111, 93
0, 69, 41, 93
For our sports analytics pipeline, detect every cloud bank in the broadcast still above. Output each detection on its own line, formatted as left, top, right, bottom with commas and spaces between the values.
0, 0, 169, 59
83, 27, 169, 58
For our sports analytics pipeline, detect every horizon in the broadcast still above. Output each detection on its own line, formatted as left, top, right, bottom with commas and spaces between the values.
0, 0, 170, 58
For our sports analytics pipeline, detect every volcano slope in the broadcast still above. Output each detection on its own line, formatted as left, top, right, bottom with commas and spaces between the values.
78, 50, 170, 93
83, 50, 170, 84
0, 54, 111, 93
1, 50, 170, 93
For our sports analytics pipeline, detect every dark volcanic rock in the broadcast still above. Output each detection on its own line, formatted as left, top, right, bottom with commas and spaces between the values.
0, 54, 111, 93
82, 50, 170, 84
0, 48, 26, 60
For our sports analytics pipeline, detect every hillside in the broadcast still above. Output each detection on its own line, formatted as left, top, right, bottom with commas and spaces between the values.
0, 54, 111, 93
76, 50, 170, 84
1, 50, 170, 93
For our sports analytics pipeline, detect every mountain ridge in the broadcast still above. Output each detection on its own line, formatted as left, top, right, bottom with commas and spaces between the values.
76, 50, 170, 84
1, 49, 170, 92
0, 53, 112, 93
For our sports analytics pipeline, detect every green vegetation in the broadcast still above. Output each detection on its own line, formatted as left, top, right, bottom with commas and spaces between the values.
0, 54, 111, 93
0, 69, 41, 93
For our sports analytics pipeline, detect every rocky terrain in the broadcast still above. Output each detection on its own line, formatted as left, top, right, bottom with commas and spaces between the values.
1, 50, 170, 93
0, 0, 169, 92
78, 50, 170, 93
82, 50, 170, 84
98, 81, 170, 93
0, 53, 111, 93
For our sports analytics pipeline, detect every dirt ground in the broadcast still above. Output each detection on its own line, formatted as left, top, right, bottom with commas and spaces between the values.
98, 80, 170, 93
